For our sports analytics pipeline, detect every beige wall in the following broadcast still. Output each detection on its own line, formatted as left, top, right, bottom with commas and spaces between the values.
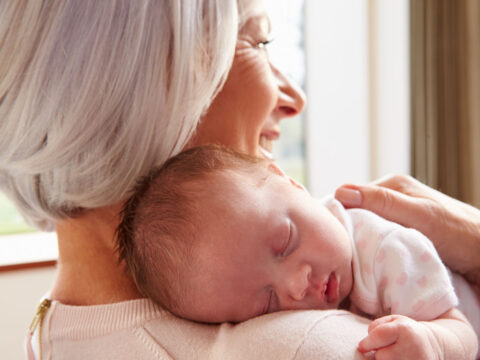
0, 266, 56, 360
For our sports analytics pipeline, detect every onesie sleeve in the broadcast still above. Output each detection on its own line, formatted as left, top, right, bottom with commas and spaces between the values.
372, 227, 458, 320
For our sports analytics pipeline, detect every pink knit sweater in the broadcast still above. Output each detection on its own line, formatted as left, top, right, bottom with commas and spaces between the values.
27, 298, 372, 359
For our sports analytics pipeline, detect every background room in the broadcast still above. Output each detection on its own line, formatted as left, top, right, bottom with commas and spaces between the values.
2, 0, 479, 358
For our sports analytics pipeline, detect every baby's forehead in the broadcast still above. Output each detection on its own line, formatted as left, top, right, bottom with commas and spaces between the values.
186, 165, 272, 250
213, 166, 271, 186
189, 167, 265, 198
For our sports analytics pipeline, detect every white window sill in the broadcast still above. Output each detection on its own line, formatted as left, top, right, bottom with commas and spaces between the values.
0, 232, 57, 269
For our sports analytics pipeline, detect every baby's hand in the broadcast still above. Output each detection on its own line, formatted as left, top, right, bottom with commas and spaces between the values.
357, 314, 440, 359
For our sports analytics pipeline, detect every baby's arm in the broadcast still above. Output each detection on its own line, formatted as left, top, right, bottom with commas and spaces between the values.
358, 308, 478, 359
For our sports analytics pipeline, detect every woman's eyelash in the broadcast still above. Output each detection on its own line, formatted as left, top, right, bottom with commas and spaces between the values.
256, 38, 274, 49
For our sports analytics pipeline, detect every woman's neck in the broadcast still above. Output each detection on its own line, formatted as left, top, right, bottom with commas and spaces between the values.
50, 204, 143, 305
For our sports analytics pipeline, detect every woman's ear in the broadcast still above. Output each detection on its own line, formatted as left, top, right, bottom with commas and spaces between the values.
267, 162, 306, 191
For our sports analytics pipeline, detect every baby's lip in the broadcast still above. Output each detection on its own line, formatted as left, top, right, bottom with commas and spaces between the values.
325, 272, 339, 304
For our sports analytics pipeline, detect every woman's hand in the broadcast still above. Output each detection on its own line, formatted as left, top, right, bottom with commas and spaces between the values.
335, 174, 480, 285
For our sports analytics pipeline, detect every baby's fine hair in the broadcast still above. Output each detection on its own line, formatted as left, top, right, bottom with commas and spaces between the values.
116, 145, 266, 314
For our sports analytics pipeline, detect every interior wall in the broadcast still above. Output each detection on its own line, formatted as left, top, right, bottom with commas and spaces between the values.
304, 0, 370, 197
304, 0, 410, 197
0, 267, 56, 360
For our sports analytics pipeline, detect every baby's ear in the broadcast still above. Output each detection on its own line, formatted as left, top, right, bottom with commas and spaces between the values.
267, 162, 306, 191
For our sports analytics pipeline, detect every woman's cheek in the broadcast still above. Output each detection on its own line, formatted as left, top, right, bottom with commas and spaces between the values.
244, 65, 278, 116
237, 50, 276, 93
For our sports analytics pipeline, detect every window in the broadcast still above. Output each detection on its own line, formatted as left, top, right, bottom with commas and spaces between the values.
0, 193, 56, 269
0, 193, 33, 236
304, 0, 410, 197
265, 0, 306, 185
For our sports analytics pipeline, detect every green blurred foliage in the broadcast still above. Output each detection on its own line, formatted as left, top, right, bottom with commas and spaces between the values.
0, 194, 34, 235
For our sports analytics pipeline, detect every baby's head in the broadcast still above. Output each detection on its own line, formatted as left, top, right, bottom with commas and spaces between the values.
116, 145, 353, 323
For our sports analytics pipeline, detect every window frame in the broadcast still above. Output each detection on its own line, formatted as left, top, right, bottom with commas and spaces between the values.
304, 0, 410, 197
0, 232, 57, 272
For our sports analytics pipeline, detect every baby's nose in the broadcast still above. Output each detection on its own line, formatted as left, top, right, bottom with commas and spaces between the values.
286, 264, 312, 301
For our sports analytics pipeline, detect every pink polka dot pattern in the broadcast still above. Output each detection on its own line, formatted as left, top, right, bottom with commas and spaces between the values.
395, 272, 408, 286
382, 294, 392, 311
333, 196, 459, 323
379, 276, 389, 289
416, 276, 428, 288
392, 301, 400, 312
412, 300, 425, 313
363, 263, 372, 275
420, 251, 431, 262
399, 247, 410, 257
358, 239, 368, 250
375, 249, 386, 263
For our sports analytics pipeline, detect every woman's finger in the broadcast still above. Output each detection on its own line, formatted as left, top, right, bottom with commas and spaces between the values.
334, 184, 424, 228
369, 173, 416, 190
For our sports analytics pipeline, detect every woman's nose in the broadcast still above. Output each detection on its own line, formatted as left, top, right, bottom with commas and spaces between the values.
285, 264, 312, 301
272, 64, 306, 118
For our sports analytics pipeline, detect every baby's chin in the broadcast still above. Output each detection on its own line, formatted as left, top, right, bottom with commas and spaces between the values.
338, 296, 352, 310
178, 305, 239, 324
178, 309, 221, 324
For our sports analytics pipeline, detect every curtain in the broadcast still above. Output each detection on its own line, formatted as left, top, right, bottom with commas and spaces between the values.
411, 0, 480, 206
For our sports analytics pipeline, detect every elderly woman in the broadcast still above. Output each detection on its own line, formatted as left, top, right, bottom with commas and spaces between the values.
0, 1, 478, 359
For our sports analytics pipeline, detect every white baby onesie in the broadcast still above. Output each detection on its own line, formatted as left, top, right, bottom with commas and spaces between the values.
323, 197, 458, 321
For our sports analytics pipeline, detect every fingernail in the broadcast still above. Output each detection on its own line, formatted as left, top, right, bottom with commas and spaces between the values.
335, 187, 362, 207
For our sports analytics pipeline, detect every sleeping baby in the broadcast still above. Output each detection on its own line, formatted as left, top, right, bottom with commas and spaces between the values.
116, 144, 479, 359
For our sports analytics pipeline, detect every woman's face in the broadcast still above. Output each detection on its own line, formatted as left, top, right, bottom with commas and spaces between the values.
187, 1, 306, 158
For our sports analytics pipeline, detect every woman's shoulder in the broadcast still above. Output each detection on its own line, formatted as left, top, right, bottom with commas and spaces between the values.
36, 298, 370, 359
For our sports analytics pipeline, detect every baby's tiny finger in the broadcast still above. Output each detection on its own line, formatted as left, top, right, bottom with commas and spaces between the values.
367, 314, 400, 333
358, 323, 398, 353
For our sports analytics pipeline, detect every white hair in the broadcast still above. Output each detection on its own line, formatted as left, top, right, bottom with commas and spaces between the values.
0, 0, 245, 230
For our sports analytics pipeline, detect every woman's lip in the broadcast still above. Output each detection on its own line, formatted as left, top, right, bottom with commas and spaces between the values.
260, 131, 280, 141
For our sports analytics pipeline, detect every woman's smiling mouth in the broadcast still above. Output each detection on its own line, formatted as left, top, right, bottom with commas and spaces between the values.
259, 132, 279, 158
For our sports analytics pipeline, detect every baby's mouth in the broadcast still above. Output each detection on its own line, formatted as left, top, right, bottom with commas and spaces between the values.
325, 272, 339, 304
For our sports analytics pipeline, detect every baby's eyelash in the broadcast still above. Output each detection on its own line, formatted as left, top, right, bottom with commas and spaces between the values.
281, 221, 292, 256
